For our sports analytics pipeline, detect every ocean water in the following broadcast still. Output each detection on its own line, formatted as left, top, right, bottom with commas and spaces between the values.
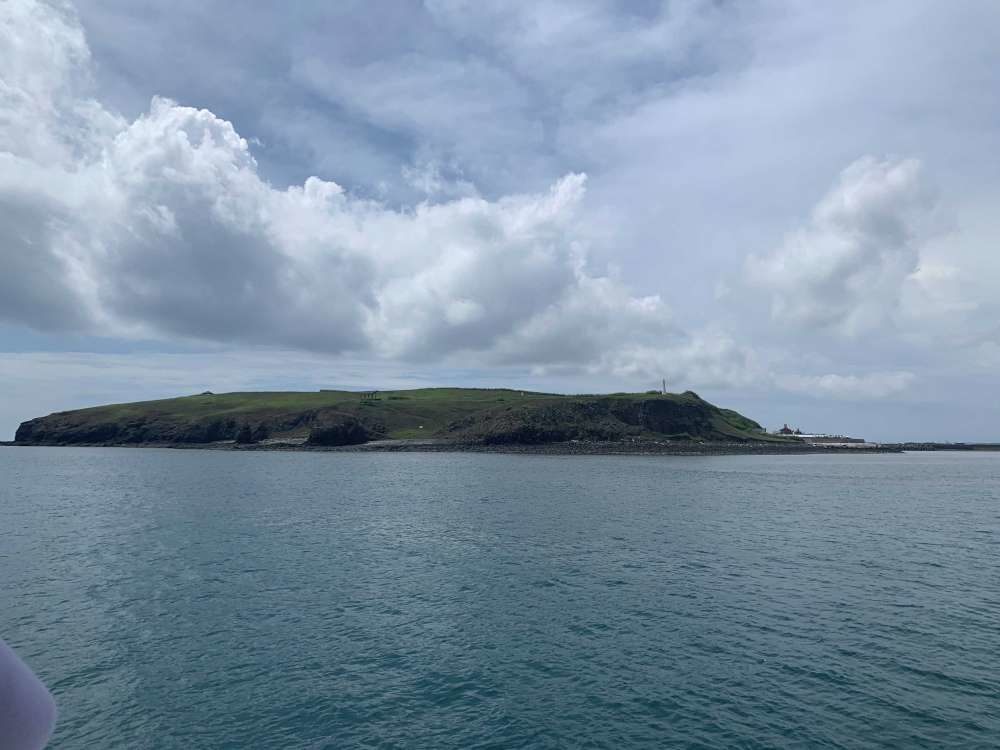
2, 448, 998, 749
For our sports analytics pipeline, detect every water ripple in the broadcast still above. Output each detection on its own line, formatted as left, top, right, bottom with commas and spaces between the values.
1, 448, 999, 748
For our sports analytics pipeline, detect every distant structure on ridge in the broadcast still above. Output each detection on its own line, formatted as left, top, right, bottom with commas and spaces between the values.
773, 423, 866, 445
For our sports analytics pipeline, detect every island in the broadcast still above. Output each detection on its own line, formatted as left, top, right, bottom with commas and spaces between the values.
9, 388, 904, 454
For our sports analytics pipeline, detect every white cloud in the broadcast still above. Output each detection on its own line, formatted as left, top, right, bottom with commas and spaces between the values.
744, 156, 939, 337
0, 0, 694, 381
0, 0, 119, 165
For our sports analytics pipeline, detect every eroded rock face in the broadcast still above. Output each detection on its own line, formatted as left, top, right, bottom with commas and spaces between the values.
15, 418, 122, 445
235, 425, 255, 444
306, 418, 371, 446
14, 421, 36, 443
14, 406, 369, 447
14, 415, 241, 445
445, 401, 627, 445
173, 419, 237, 443
609, 399, 712, 436
444, 396, 732, 445
235, 423, 271, 444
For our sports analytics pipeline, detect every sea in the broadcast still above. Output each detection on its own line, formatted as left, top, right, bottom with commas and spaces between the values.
2, 447, 998, 749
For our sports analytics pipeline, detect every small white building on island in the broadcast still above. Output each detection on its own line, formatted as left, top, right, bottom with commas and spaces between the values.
773, 424, 865, 445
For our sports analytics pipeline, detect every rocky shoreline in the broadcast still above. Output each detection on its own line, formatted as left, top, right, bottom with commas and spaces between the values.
319, 439, 903, 455
3, 438, 903, 455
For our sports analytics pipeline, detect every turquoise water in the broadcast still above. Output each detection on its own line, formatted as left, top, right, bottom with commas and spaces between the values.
2, 448, 998, 749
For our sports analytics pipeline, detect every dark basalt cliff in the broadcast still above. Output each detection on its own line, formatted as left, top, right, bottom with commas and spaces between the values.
13, 388, 776, 448
444, 393, 745, 445
306, 417, 378, 446
16, 415, 239, 445
15, 409, 384, 447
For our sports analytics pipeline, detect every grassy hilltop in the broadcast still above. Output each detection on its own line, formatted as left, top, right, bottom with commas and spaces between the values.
14, 387, 785, 447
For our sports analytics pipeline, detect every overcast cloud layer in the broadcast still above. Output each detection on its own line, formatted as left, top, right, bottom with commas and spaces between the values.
2, 0, 999, 440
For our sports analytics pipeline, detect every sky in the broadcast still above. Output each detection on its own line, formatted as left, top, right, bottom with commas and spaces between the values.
2, 0, 999, 441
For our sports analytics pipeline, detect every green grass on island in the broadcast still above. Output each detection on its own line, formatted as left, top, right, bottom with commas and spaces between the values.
15, 387, 792, 446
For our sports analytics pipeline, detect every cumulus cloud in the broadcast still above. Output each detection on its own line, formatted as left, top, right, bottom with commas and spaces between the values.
744, 156, 939, 337
0, 0, 703, 378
